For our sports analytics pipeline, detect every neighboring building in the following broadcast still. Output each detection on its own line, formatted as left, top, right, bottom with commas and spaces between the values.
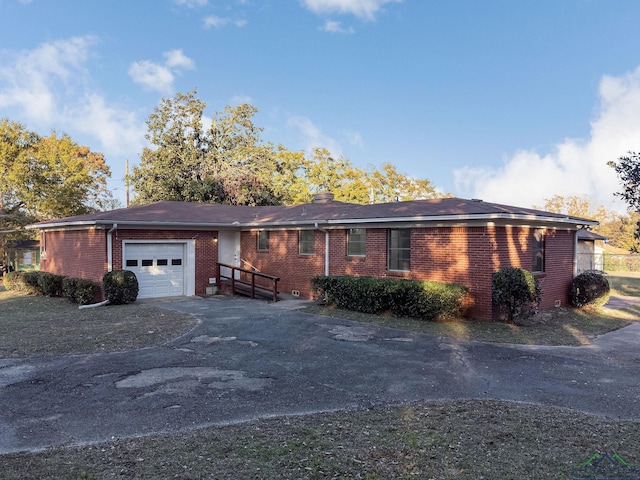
576, 229, 607, 274
4, 240, 41, 272
28, 195, 597, 320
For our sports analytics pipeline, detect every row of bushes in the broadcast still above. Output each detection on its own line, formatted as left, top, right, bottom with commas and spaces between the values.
311, 276, 469, 320
4, 270, 139, 306
4, 271, 99, 305
491, 267, 611, 321
313, 268, 610, 323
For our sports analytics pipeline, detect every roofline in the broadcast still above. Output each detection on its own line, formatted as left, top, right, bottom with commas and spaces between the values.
29, 212, 597, 231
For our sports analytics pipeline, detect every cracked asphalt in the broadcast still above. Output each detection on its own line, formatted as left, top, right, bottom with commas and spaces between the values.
1, 296, 639, 454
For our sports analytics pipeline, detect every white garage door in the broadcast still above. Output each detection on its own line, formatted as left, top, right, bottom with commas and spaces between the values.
124, 243, 185, 298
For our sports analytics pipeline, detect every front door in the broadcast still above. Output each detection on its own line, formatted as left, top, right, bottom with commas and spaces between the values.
218, 231, 241, 280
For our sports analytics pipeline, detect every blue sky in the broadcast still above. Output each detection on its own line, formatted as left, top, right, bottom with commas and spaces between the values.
2, 0, 640, 212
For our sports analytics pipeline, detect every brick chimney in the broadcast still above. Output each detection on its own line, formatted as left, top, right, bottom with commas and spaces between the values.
313, 192, 335, 203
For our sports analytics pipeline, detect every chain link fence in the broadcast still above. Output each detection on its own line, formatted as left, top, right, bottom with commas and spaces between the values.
578, 253, 640, 273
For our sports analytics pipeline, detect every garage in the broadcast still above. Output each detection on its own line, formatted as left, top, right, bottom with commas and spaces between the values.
124, 243, 186, 298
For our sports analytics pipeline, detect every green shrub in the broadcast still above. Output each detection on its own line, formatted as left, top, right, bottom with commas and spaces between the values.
23, 271, 41, 293
4, 271, 41, 294
3, 271, 26, 291
37, 272, 64, 297
103, 270, 139, 305
570, 270, 610, 307
492, 267, 542, 322
63, 277, 99, 305
311, 276, 468, 320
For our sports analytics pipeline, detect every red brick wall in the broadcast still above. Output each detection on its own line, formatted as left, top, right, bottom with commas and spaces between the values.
40, 224, 575, 319
241, 225, 576, 320
39, 228, 108, 284
241, 230, 325, 295
40, 228, 219, 297
112, 229, 218, 296
537, 229, 575, 310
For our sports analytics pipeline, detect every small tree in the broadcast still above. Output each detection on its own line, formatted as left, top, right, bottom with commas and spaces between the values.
570, 270, 610, 307
492, 267, 542, 323
103, 270, 139, 305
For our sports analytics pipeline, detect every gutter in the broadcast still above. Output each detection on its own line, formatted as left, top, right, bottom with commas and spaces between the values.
27, 212, 598, 231
107, 223, 117, 272
314, 222, 330, 276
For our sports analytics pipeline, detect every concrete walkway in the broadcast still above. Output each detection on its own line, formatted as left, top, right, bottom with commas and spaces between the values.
0, 296, 639, 454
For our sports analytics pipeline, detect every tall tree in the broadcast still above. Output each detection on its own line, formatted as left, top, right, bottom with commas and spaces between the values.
538, 194, 639, 251
609, 152, 640, 250
132, 90, 282, 206
610, 152, 640, 213
132, 90, 447, 207
0, 119, 113, 268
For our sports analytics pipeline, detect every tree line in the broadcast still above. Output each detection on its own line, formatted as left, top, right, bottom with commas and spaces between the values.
4, 88, 640, 266
130, 90, 442, 206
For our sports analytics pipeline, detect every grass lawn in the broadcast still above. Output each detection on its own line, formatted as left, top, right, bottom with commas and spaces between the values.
1, 275, 639, 479
303, 272, 640, 347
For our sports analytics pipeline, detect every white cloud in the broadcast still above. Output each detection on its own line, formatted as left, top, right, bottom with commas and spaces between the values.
0, 36, 94, 122
230, 94, 253, 105
204, 15, 247, 29
204, 15, 229, 28
128, 49, 195, 94
69, 94, 146, 157
302, 0, 402, 21
288, 115, 343, 156
174, 0, 208, 7
128, 61, 174, 95
163, 49, 195, 69
453, 66, 640, 212
343, 130, 364, 148
0, 36, 145, 161
321, 20, 355, 34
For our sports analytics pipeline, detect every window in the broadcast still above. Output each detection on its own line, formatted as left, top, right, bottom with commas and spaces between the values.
257, 231, 270, 252
532, 228, 545, 272
126, 259, 138, 267
141, 259, 153, 267
347, 228, 366, 256
299, 230, 315, 255
171, 259, 182, 266
157, 259, 168, 266
388, 229, 411, 271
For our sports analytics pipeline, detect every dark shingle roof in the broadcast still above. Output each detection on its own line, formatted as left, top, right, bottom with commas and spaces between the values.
30, 198, 597, 230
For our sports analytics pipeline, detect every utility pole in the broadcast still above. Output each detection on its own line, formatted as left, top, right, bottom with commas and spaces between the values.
125, 159, 130, 208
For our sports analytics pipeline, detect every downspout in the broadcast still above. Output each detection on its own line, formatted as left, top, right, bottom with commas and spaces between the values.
314, 222, 330, 276
107, 223, 117, 272
573, 227, 580, 277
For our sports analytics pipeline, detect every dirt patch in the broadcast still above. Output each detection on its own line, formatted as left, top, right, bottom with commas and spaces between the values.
2, 400, 639, 479
0, 286, 198, 357
2, 284, 639, 479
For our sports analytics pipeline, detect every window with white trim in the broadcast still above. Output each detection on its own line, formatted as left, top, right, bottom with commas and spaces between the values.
388, 229, 411, 271
347, 228, 366, 256
299, 230, 314, 255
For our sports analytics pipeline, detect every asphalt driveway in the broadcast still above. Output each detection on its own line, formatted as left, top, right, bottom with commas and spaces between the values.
1, 296, 639, 454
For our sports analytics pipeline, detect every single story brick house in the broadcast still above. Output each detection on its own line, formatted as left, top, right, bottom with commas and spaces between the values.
28, 194, 597, 319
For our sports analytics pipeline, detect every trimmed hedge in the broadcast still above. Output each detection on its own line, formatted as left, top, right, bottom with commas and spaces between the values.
3, 271, 38, 294
4, 271, 100, 305
570, 270, 610, 307
311, 276, 468, 320
37, 272, 64, 297
62, 277, 99, 305
492, 267, 542, 322
103, 270, 139, 305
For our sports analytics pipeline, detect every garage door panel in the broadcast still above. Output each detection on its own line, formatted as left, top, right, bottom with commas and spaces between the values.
124, 243, 185, 299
